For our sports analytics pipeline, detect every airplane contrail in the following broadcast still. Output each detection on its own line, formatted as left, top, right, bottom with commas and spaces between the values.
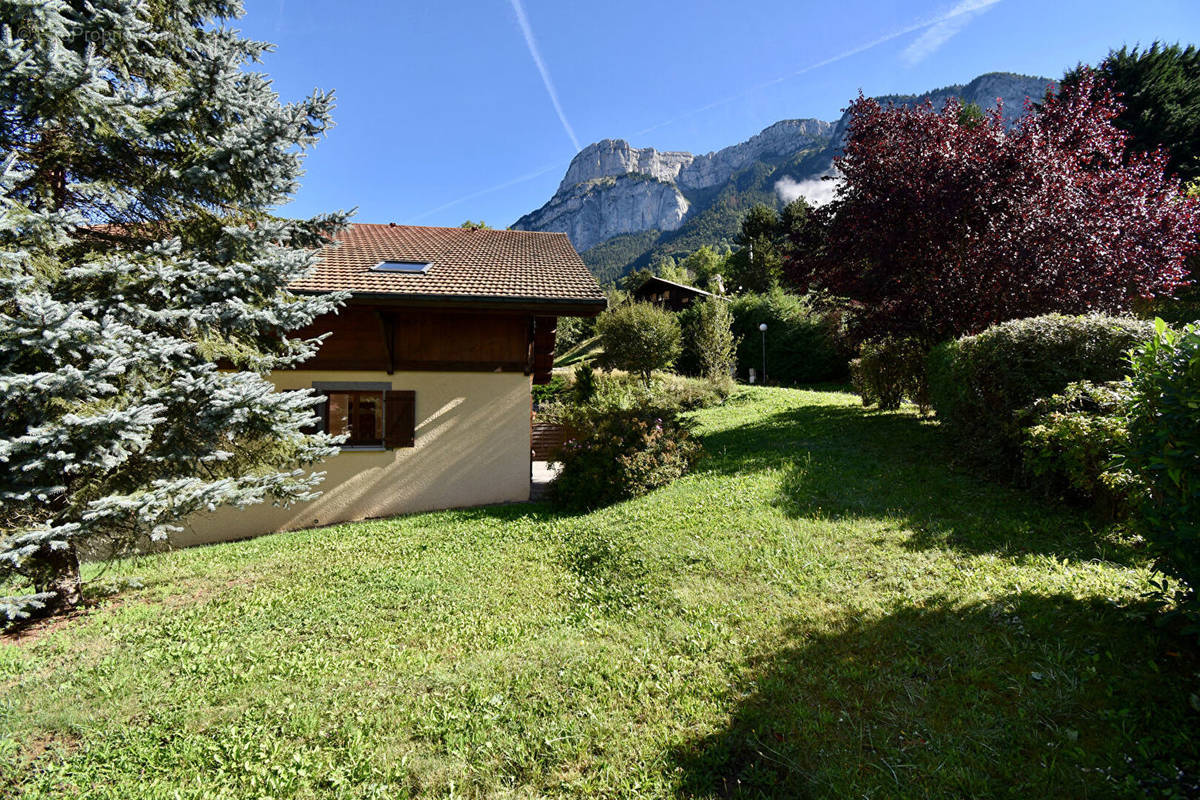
637, 0, 1004, 136
902, 0, 1002, 66
508, 0, 582, 152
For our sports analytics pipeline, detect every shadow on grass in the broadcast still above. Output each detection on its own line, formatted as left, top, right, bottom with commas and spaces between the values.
698, 402, 1138, 563
670, 593, 1199, 799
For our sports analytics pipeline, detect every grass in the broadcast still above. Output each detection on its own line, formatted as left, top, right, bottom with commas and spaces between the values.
553, 335, 602, 368
2, 387, 1197, 799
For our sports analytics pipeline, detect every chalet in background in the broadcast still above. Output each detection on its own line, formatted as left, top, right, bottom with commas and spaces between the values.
631, 275, 717, 312
182, 223, 605, 545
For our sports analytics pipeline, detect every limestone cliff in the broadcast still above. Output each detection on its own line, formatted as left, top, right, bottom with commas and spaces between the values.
515, 119, 831, 252
523, 174, 689, 254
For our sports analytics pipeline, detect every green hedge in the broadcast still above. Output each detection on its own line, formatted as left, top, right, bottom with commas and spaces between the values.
728, 290, 849, 385
927, 314, 1154, 472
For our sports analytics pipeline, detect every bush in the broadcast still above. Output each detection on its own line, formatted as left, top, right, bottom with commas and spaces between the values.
850, 336, 930, 412
927, 314, 1153, 472
729, 290, 849, 385
549, 398, 702, 511
680, 297, 739, 381
572, 362, 598, 405
597, 302, 682, 385
1019, 381, 1142, 516
1125, 320, 1200, 625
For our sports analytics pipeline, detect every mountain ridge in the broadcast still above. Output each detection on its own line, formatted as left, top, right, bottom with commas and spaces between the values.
512, 71, 1055, 283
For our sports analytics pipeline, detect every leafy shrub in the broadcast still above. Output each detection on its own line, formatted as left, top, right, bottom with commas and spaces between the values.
549, 398, 701, 511
927, 314, 1153, 472
1019, 381, 1141, 516
597, 302, 682, 385
1125, 320, 1200, 625
850, 336, 930, 412
729, 290, 849, 385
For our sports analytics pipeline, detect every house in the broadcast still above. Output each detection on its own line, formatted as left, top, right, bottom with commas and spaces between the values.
631, 275, 717, 312
180, 223, 605, 546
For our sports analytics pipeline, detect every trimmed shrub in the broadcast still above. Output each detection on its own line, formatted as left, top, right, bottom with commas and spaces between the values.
1125, 320, 1200, 625
597, 302, 682, 385
850, 336, 930, 412
729, 290, 849, 385
1019, 381, 1141, 516
549, 399, 701, 511
927, 314, 1153, 472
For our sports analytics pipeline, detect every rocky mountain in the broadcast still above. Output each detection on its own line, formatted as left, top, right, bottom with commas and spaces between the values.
513, 72, 1054, 284
517, 119, 832, 254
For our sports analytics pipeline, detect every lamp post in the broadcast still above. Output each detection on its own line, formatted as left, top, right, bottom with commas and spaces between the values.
758, 322, 768, 386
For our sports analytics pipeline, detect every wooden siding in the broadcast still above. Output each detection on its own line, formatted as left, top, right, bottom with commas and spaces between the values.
297, 305, 535, 373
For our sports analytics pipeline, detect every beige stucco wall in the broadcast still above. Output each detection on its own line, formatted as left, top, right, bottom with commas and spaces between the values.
177, 370, 531, 546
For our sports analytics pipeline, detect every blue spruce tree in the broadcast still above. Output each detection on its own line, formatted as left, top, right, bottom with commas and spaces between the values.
0, 1, 348, 624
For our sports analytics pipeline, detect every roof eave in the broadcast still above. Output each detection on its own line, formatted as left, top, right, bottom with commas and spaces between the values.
296, 289, 608, 317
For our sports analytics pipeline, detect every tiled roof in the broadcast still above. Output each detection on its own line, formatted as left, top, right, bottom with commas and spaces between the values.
292, 223, 605, 310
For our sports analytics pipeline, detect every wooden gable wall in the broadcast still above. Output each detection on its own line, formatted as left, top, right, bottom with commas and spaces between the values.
296, 305, 558, 383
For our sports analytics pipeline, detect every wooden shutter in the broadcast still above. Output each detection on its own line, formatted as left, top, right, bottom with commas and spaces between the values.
531, 316, 557, 385
384, 390, 415, 448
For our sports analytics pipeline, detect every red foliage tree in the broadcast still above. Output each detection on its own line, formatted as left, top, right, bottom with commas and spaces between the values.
788, 73, 1200, 343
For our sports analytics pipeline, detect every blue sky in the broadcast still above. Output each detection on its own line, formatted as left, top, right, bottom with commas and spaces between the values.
241, 0, 1200, 229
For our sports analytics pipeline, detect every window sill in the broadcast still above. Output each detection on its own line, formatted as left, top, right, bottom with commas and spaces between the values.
339, 445, 388, 452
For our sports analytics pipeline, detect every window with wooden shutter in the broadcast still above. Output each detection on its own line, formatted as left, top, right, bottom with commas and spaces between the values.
308, 383, 414, 450
384, 390, 416, 448
324, 390, 384, 447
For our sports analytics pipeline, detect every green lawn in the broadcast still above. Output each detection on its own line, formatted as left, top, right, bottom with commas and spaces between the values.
2, 388, 1197, 799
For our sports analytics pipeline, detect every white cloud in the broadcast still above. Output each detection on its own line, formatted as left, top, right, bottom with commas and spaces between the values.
776, 175, 841, 207
508, 0, 581, 152
901, 0, 1002, 66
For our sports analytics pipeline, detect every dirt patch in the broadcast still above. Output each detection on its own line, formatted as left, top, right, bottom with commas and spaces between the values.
1, 606, 93, 647
2, 573, 260, 646
157, 573, 260, 609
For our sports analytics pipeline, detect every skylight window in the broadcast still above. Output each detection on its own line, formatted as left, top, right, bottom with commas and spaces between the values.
371, 260, 432, 274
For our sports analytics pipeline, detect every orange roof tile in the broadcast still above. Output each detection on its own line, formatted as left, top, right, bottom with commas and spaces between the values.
293, 223, 605, 313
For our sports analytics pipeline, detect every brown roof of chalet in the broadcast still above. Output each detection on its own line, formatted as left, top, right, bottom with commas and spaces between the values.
292, 223, 606, 313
